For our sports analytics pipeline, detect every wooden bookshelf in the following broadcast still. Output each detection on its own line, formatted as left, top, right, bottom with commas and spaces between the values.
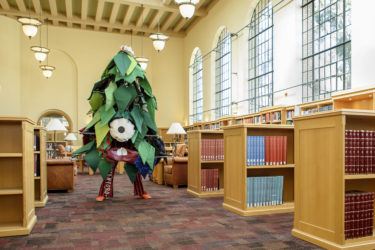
260, 105, 286, 124
222, 124, 295, 216
0, 117, 37, 237
34, 126, 48, 207
332, 86, 375, 111
187, 130, 224, 198
292, 109, 375, 249
298, 99, 333, 116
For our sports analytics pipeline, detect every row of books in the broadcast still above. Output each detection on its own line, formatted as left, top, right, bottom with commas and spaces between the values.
286, 110, 294, 120
345, 130, 375, 174
204, 124, 220, 130
201, 139, 224, 161
262, 112, 282, 123
318, 104, 333, 112
247, 136, 287, 166
247, 176, 284, 207
33, 135, 40, 151
34, 154, 40, 177
201, 169, 219, 191
345, 191, 374, 239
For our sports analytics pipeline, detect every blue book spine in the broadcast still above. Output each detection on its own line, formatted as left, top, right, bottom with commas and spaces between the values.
247, 177, 250, 207
256, 136, 260, 165
261, 136, 265, 165
250, 137, 254, 166
249, 177, 253, 207
280, 176, 284, 205
246, 136, 250, 166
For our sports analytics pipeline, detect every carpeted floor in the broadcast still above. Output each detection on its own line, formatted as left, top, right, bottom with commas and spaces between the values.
0, 171, 322, 249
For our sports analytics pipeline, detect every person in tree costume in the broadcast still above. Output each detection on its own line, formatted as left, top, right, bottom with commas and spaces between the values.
72, 45, 166, 201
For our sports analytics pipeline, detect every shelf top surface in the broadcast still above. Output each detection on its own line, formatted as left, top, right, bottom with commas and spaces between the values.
259, 104, 286, 113
34, 126, 46, 130
222, 124, 294, 130
293, 109, 375, 121
0, 116, 35, 125
331, 85, 375, 99
187, 129, 224, 134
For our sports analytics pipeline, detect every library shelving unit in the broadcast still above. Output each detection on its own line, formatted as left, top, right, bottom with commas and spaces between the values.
222, 124, 295, 216
332, 86, 375, 111
285, 106, 295, 125
292, 109, 375, 250
0, 117, 37, 237
33, 126, 48, 207
46, 140, 67, 159
299, 99, 333, 115
187, 130, 224, 198
260, 105, 286, 124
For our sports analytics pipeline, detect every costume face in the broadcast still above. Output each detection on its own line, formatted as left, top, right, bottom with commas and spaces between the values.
109, 118, 135, 143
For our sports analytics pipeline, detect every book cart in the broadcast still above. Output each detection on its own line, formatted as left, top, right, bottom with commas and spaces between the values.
187, 130, 224, 197
0, 117, 37, 237
222, 124, 295, 216
292, 109, 375, 249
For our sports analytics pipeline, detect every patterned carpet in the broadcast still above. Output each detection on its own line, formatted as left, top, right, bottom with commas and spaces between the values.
0, 171, 322, 249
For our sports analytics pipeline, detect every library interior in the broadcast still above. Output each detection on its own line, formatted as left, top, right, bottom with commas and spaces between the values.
1, 0, 375, 249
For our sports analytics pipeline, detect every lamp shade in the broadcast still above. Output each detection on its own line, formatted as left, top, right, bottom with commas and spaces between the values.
17, 17, 42, 39
45, 118, 67, 131
31, 46, 50, 63
40, 65, 55, 79
167, 122, 186, 134
136, 57, 149, 71
149, 33, 169, 52
179, 3, 195, 19
64, 133, 77, 141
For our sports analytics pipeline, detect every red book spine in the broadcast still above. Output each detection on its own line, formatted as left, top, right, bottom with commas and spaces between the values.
203, 169, 206, 191
283, 136, 287, 165
372, 131, 375, 173
270, 136, 275, 165
209, 169, 212, 191
265, 136, 270, 166
355, 130, 360, 174
210, 139, 213, 161
277, 136, 281, 165
345, 130, 350, 174
215, 169, 218, 191
359, 130, 365, 174
201, 139, 205, 161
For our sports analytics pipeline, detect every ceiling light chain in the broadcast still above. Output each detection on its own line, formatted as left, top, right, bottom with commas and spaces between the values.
136, 4, 149, 71
40, 19, 55, 79
149, 10, 169, 52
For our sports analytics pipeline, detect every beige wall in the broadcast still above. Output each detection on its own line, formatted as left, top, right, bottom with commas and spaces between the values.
0, 16, 22, 115
0, 15, 185, 132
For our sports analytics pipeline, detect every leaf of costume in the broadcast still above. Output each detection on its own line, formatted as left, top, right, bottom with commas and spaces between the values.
114, 52, 131, 76
89, 93, 104, 112
101, 59, 115, 79
114, 85, 137, 113
130, 105, 145, 135
84, 147, 101, 173
84, 111, 100, 131
98, 158, 115, 179
95, 121, 110, 147
131, 130, 139, 144
126, 55, 138, 75
104, 82, 117, 111
142, 110, 158, 133
124, 163, 138, 183
99, 105, 116, 128
147, 96, 157, 124
136, 140, 155, 169
88, 78, 108, 100
139, 77, 153, 97
72, 140, 95, 156
123, 65, 144, 84
108, 66, 117, 76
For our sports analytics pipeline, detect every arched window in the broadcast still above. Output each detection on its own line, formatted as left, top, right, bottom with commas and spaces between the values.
248, 0, 273, 113
302, 0, 351, 102
215, 28, 231, 119
192, 49, 203, 123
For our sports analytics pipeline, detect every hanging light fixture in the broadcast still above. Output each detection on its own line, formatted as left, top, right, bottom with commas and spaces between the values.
174, 0, 200, 19
135, 6, 150, 71
17, 0, 42, 39
40, 19, 55, 79
149, 13, 169, 52
30, 19, 50, 63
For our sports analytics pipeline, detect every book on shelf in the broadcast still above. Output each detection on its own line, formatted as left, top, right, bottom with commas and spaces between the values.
301, 108, 318, 115
34, 154, 40, 177
247, 176, 284, 207
345, 191, 374, 239
345, 130, 375, 174
286, 110, 294, 120
318, 104, 333, 112
33, 134, 40, 151
201, 138, 224, 161
272, 111, 281, 121
247, 136, 287, 166
201, 168, 219, 191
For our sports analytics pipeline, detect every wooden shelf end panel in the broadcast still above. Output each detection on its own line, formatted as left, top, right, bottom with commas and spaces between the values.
187, 188, 224, 198
0, 215, 37, 237
222, 202, 294, 217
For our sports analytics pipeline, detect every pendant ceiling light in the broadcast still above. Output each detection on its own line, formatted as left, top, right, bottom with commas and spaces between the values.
149, 14, 168, 52
40, 19, 55, 79
17, 0, 42, 39
174, 0, 200, 19
31, 20, 50, 63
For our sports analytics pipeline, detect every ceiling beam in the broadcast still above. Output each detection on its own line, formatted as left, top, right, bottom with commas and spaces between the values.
0, 8, 185, 37
173, 17, 186, 33
149, 10, 162, 30
161, 12, 177, 31
32, 0, 41, 14
122, 4, 135, 27
16, 0, 26, 12
0, 0, 10, 10
163, 0, 173, 5
48, 0, 58, 25
135, 6, 145, 27
107, 0, 207, 17
65, 0, 72, 27
95, 0, 105, 31
81, 0, 88, 28
108, 2, 120, 32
